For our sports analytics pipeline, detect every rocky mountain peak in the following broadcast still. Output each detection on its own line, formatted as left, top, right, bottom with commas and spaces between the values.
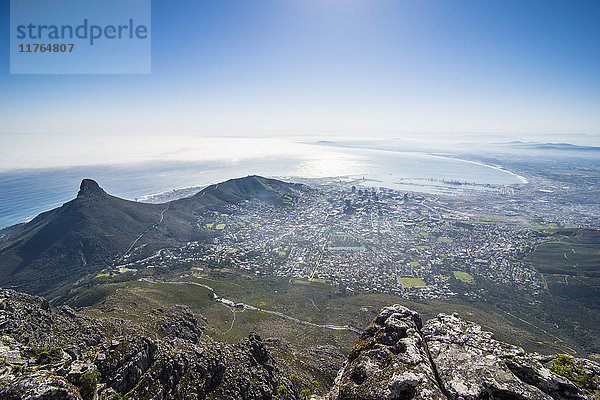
77, 179, 107, 199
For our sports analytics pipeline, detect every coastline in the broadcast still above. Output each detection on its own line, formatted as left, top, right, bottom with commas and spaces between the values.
309, 142, 529, 185
0, 148, 527, 229
424, 153, 529, 184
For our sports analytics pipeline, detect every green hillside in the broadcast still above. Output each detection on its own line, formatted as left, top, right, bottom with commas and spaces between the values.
0, 176, 305, 295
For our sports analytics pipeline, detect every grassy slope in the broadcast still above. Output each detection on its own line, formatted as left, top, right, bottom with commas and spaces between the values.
522, 229, 600, 355
69, 264, 595, 358
0, 176, 306, 295
0, 194, 164, 293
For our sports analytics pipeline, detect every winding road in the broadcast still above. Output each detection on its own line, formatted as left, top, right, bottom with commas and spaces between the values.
130, 182, 361, 334
139, 278, 361, 334
121, 204, 170, 261
121, 182, 221, 262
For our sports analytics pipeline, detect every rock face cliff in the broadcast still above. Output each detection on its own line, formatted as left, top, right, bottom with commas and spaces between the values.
330, 305, 599, 400
1, 292, 598, 400
0, 289, 285, 400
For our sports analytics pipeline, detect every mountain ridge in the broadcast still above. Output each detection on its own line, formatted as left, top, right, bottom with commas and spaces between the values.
0, 176, 306, 295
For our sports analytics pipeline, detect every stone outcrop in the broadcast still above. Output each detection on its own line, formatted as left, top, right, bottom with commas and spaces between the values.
423, 313, 585, 400
331, 305, 598, 400
0, 290, 285, 400
0, 289, 53, 347
152, 305, 204, 343
77, 179, 107, 199
329, 305, 446, 400
0, 371, 81, 399
1, 291, 598, 400
113, 332, 283, 400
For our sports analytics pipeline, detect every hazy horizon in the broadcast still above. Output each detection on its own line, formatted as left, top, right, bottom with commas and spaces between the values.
0, 132, 598, 172
1, 0, 599, 145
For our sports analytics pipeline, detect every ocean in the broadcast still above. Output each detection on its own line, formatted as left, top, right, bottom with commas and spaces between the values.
0, 140, 524, 229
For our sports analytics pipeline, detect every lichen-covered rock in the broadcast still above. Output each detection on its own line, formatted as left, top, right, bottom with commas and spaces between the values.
0, 289, 289, 400
329, 306, 596, 400
212, 332, 282, 400
329, 305, 446, 400
96, 336, 158, 394
0, 344, 24, 365
120, 339, 221, 399
422, 313, 586, 400
0, 290, 103, 350
120, 333, 282, 400
0, 371, 82, 399
506, 356, 586, 399
52, 306, 104, 348
152, 305, 204, 343
1, 290, 597, 400
0, 290, 52, 347
66, 360, 96, 383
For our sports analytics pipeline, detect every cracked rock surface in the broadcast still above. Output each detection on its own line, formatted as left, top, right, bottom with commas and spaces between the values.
0, 291, 598, 400
0, 289, 285, 400
330, 305, 596, 400
423, 313, 585, 400
329, 305, 446, 400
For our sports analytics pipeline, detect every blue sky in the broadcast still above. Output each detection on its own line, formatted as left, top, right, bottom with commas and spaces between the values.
0, 0, 599, 138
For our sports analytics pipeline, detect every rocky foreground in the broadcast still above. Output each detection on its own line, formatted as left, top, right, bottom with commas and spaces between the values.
330, 305, 599, 400
0, 289, 598, 399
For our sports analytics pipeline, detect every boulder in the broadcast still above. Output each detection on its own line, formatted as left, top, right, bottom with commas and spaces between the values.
0, 371, 81, 400
330, 305, 446, 400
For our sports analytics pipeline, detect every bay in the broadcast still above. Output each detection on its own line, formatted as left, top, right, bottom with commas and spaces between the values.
0, 141, 524, 229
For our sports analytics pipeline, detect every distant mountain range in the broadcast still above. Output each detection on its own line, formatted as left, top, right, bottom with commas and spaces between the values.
0, 175, 305, 294
503, 141, 600, 152
313, 138, 600, 159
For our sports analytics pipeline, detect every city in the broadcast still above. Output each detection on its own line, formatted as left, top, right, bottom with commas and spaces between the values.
113, 177, 570, 300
